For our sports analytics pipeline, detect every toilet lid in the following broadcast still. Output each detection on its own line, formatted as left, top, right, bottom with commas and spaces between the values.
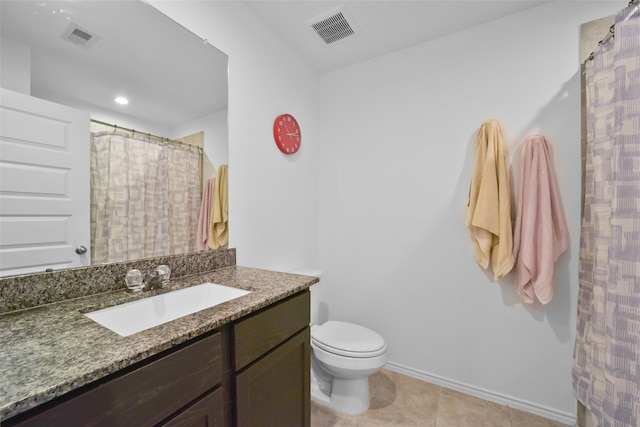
311, 321, 386, 358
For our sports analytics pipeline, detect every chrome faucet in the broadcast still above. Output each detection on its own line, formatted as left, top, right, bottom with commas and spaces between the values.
143, 270, 164, 291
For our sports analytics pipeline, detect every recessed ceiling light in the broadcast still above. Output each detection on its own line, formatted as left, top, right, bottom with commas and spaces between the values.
114, 97, 129, 105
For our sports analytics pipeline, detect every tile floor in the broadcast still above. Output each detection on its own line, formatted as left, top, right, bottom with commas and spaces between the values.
311, 369, 571, 427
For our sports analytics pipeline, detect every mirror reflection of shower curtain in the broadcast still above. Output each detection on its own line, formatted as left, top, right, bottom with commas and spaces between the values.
572, 4, 640, 427
90, 131, 202, 264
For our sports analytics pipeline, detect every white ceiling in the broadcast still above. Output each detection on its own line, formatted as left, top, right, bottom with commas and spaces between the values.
245, 1, 551, 73
1, 1, 551, 130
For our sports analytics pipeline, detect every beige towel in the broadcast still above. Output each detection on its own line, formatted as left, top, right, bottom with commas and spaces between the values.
197, 177, 216, 250
512, 136, 568, 304
208, 165, 228, 249
466, 120, 514, 280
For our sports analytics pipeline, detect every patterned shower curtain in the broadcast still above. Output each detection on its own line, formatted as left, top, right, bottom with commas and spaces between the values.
90, 131, 202, 264
572, 4, 640, 427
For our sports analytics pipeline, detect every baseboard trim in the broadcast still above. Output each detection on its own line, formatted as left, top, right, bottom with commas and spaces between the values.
384, 362, 577, 426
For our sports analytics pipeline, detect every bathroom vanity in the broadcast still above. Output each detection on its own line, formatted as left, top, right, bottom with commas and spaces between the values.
0, 265, 316, 426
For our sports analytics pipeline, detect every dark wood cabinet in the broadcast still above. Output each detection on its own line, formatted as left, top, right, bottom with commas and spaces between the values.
236, 329, 310, 427
4, 290, 310, 427
234, 291, 311, 427
161, 387, 224, 427
6, 332, 223, 427
234, 291, 310, 371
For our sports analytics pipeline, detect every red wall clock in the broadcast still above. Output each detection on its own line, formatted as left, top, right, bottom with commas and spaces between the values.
273, 113, 301, 154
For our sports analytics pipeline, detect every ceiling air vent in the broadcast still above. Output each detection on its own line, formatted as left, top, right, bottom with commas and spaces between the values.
61, 23, 100, 49
307, 6, 357, 45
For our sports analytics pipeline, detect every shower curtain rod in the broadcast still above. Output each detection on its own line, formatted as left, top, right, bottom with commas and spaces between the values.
586, 0, 639, 62
90, 119, 202, 151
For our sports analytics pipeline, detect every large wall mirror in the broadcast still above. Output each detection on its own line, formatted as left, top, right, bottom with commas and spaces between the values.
0, 1, 229, 277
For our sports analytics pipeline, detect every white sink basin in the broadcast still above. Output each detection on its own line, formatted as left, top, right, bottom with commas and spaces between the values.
85, 282, 251, 337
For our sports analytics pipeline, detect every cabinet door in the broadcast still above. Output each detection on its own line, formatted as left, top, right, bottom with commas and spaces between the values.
161, 387, 224, 427
235, 328, 310, 427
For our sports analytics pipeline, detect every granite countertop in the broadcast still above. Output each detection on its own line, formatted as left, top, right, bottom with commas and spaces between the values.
0, 266, 318, 422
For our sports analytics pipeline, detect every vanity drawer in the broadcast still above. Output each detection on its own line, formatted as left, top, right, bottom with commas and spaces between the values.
234, 291, 310, 371
8, 331, 222, 427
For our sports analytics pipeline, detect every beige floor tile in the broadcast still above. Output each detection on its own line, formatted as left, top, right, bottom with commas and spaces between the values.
311, 401, 359, 427
311, 369, 439, 426
359, 370, 439, 426
509, 407, 571, 427
435, 388, 511, 427
310, 368, 570, 427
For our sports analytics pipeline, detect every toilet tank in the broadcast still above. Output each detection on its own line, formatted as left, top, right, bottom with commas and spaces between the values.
290, 269, 323, 325
290, 269, 323, 279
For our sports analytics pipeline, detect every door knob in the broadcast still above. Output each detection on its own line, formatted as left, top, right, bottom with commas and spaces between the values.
75, 245, 88, 255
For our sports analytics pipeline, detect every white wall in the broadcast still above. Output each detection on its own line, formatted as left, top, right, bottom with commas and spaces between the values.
152, 0, 624, 423
87, 107, 172, 136
317, 1, 621, 423
169, 109, 229, 171
149, 1, 320, 272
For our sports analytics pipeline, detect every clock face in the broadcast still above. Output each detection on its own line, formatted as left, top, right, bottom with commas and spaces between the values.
273, 114, 301, 154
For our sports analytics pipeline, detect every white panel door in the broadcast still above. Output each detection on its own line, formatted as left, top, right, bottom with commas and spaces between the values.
0, 87, 90, 276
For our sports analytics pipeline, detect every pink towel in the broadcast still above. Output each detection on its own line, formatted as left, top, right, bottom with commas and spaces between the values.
196, 177, 216, 250
512, 136, 568, 304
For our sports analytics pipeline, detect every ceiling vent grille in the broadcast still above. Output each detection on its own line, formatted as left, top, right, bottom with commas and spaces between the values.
308, 6, 356, 45
61, 23, 100, 49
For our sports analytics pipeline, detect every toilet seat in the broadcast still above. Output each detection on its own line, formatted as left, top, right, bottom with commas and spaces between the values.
311, 321, 386, 358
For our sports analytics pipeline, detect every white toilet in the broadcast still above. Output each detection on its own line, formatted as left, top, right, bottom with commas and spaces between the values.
290, 268, 388, 416
310, 320, 387, 416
